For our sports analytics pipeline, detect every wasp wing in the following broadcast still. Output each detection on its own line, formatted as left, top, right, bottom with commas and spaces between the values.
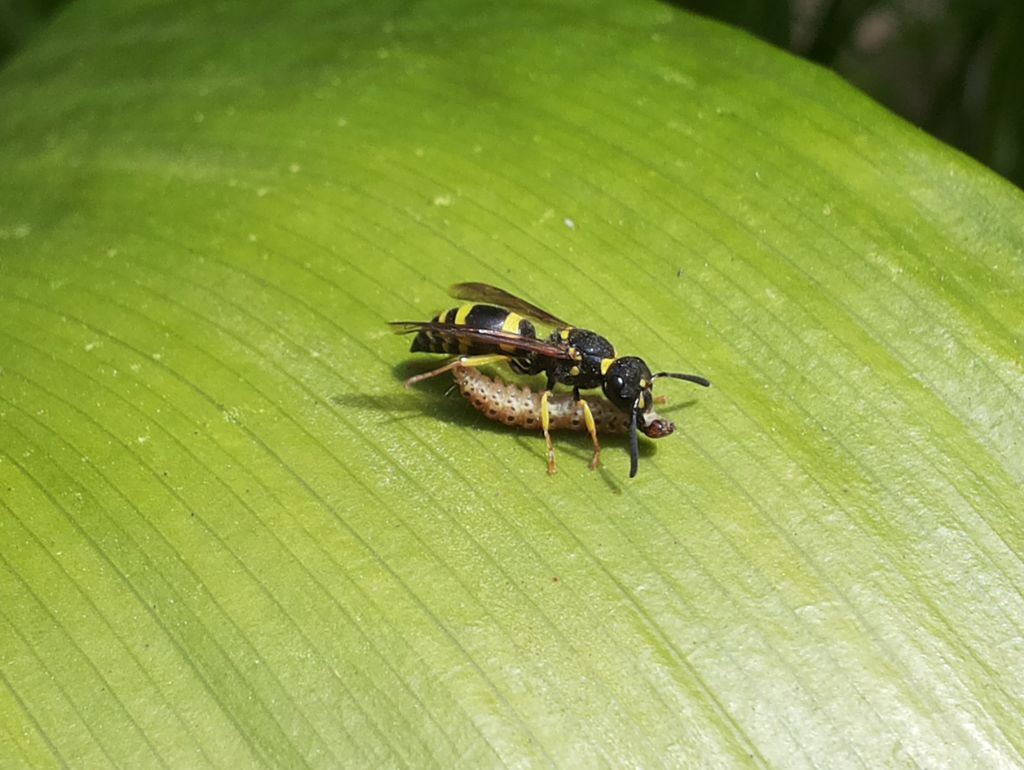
389, 321, 575, 360
448, 282, 570, 328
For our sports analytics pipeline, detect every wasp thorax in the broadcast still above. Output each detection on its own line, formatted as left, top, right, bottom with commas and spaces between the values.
551, 328, 615, 388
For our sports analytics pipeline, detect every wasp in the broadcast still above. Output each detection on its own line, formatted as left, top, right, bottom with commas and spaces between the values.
390, 282, 710, 477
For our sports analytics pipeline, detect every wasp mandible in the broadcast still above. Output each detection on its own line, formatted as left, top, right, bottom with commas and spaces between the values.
390, 282, 710, 477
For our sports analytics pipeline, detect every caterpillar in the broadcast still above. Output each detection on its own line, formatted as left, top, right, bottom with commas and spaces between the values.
450, 365, 675, 438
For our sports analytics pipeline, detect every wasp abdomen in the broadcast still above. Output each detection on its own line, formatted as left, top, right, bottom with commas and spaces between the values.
410, 303, 536, 355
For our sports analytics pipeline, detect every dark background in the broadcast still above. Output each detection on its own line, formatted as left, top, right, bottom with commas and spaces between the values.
674, 0, 1023, 189
3, 0, 1022, 188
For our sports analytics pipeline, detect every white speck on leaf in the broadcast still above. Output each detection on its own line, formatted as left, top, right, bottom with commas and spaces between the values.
0, 224, 32, 239
660, 69, 692, 86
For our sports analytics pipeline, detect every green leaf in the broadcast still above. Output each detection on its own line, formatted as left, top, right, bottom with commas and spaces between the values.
2, 0, 1023, 767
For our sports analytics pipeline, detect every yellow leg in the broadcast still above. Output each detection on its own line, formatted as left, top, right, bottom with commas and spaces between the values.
403, 354, 510, 388
541, 389, 556, 475
578, 398, 601, 469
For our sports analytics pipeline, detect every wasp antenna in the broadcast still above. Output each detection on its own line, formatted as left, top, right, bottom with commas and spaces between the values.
628, 407, 640, 478
653, 372, 711, 388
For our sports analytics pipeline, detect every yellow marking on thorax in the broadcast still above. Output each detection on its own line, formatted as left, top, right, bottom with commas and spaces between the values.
559, 328, 571, 341
600, 357, 617, 375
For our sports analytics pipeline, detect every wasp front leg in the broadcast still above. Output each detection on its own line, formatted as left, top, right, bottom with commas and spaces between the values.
573, 386, 601, 470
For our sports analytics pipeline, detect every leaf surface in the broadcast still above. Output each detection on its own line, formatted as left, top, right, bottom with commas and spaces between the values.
1, 1, 1023, 767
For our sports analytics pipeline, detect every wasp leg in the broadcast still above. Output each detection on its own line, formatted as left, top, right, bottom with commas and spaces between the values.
403, 354, 511, 388
541, 388, 557, 475
573, 387, 601, 470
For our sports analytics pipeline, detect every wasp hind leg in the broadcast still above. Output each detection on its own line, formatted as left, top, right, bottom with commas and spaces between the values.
403, 354, 511, 388
574, 386, 601, 470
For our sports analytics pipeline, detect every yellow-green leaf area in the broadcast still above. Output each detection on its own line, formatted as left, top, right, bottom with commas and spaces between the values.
1, 0, 1023, 767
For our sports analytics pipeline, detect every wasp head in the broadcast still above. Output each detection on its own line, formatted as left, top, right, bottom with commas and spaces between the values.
601, 357, 651, 477
603, 356, 711, 477
601, 357, 653, 414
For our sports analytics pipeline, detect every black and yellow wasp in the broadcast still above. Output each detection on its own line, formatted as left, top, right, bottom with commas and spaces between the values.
391, 282, 710, 477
